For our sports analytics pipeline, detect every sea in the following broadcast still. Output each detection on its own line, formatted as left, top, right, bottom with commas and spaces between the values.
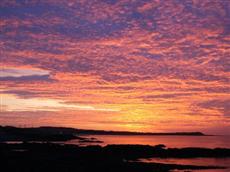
66, 135, 230, 172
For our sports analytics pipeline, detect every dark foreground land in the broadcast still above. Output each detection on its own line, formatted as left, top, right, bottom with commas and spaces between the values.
0, 126, 229, 172
1, 142, 229, 172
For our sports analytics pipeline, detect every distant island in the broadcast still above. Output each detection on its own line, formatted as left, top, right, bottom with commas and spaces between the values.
69, 128, 205, 136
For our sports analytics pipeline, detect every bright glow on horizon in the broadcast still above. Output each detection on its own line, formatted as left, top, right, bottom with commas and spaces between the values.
0, 0, 229, 134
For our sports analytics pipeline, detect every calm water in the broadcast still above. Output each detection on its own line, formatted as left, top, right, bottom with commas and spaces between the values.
66, 135, 230, 148
140, 158, 230, 172
65, 135, 230, 172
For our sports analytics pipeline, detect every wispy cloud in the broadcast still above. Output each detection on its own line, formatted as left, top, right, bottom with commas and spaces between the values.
1, 94, 119, 112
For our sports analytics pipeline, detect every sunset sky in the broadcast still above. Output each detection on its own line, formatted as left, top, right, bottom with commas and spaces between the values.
0, 0, 229, 134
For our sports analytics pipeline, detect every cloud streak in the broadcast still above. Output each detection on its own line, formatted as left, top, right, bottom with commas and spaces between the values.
0, 0, 229, 134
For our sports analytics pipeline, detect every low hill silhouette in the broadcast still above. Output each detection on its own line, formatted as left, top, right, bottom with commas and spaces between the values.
0, 125, 205, 142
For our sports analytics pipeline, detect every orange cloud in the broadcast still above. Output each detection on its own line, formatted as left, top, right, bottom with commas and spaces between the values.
0, 0, 229, 134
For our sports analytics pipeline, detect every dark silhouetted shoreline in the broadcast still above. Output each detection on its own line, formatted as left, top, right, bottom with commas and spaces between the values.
0, 126, 205, 142
0, 126, 229, 172
1, 142, 228, 172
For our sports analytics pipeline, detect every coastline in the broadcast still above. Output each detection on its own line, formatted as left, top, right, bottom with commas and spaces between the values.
1, 126, 229, 172
1, 142, 228, 172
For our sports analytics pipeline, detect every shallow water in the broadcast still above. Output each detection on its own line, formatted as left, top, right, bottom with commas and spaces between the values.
140, 157, 230, 171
